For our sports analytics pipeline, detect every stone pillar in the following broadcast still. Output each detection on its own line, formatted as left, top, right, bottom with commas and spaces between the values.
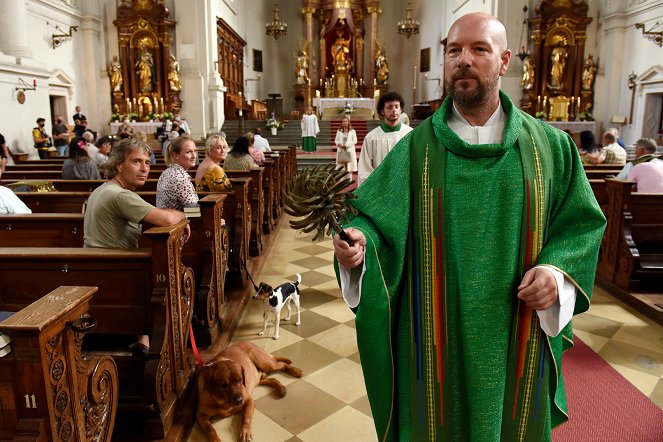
0, 0, 32, 57
303, 6, 316, 86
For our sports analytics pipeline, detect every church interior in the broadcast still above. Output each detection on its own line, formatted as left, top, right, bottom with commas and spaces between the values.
0, 0, 662, 440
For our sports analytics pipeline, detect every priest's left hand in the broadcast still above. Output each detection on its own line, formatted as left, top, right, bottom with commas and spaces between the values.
517, 267, 558, 310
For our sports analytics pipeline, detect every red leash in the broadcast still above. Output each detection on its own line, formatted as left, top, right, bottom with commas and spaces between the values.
189, 324, 205, 366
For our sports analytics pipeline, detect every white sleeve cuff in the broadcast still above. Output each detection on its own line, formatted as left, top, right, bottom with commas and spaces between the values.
534, 265, 576, 337
339, 255, 366, 309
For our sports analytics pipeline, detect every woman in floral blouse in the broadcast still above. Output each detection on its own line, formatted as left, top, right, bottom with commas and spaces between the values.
156, 136, 199, 210
195, 134, 232, 192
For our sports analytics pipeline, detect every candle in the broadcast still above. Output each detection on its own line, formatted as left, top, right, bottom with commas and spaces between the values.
160, 97, 165, 112
360, 78, 363, 86
153, 97, 158, 114
133, 98, 137, 108
33, 78, 36, 87
543, 96, 547, 118
238, 92, 243, 116
316, 90, 320, 98
373, 78, 377, 86
413, 65, 417, 89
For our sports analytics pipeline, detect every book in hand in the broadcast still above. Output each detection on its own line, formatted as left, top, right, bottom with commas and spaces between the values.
184, 204, 201, 218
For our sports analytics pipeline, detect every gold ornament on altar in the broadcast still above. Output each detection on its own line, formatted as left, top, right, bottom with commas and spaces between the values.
581, 53, 597, 91
135, 43, 155, 93
168, 54, 182, 91
520, 56, 534, 90
295, 41, 310, 86
374, 40, 389, 85
109, 55, 123, 93
549, 45, 568, 90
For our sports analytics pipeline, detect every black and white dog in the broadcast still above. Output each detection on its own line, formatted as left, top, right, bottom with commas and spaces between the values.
252, 273, 301, 340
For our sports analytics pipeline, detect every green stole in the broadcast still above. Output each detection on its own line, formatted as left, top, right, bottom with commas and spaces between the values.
347, 93, 570, 441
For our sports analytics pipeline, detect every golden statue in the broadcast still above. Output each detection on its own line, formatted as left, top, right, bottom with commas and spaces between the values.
109, 55, 123, 93
549, 46, 567, 90
295, 41, 310, 86
375, 41, 389, 85
331, 29, 351, 71
581, 53, 597, 91
136, 46, 154, 93
168, 54, 182, 91
520, 56, 534, 90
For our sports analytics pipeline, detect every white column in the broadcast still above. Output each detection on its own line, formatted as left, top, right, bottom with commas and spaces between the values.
0, 0, 32, 57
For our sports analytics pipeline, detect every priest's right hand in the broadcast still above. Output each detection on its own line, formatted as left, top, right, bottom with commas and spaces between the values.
333, 228, 366, 269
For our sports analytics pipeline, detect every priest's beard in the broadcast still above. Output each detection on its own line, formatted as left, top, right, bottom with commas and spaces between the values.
445, 67, 500, 109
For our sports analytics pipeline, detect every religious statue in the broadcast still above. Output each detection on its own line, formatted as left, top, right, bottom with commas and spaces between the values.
581, 53, 597, 91
168, 54, 182, 91
331, 29, 351, 71
295, 41, 310, 86
136, 46, 155, 93
549, 45, 567, 90
520, 56, 534, 90
375, 41, 389, 85
109, 55, 123, 93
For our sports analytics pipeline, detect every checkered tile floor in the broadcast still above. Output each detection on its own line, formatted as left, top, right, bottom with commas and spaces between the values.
188, 216, 663, 441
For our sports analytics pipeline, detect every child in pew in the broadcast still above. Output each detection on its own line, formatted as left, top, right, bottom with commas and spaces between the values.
84, 137, 187, 357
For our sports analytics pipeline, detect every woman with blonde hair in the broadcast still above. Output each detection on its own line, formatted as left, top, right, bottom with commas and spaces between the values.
157, 136, 198, 211
335, 116, 358, 178
195, 134, 232, 192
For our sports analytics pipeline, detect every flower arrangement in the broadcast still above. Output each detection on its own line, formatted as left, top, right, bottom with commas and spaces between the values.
127, 112, 139, 122
147, 112, 160, 121
161, 111, 175, 121
266, 112, 285, 130
338, 102, 355, 115
535, 111, 546, 120
578, 111, 594, 121
110, 112, 122, 122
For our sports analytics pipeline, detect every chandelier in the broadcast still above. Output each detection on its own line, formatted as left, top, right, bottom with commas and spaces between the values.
266, 0, 288, 40
516, 5, 531, 62
397, 1, 419, 39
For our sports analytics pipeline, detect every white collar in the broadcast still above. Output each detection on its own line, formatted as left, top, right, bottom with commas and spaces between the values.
448, 102, 506, 145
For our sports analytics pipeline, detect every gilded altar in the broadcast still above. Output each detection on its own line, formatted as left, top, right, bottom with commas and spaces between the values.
111, 0, 181, 117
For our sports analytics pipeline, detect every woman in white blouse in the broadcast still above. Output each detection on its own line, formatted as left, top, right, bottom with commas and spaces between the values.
334, 116, 358, 178
156, 136, 199, 211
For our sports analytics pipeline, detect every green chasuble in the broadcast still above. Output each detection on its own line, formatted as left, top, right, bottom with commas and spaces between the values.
338, 92, 605, 441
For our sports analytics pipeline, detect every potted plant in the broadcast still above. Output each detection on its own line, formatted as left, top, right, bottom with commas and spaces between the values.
266, 112, 284, 135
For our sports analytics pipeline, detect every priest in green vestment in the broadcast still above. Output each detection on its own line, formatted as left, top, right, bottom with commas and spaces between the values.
333, 12, 605, 442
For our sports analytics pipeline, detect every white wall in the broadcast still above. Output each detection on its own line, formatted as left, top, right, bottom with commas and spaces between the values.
0, 1, 105, 159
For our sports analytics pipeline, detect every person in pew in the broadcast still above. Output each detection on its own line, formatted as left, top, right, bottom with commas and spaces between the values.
116, 118, 133, 139
628, 155, 663, 193
62, 137, 102, 180
245, 131, 265, 165
0, 186, 31, 214
0, 132, 11, 176
82, 130, 99, 157
85, 138, 187, 357
252, 127, 271, 152
616, 137, 659, 180
333, 12, 605, 441
578, 130, 601, 165
135, 131, 156, 165
597, 130, 626, 165
195, 134, 233, 192
157, 136, 199, 211
91, 136, 113, 167
224, 136, 257, 170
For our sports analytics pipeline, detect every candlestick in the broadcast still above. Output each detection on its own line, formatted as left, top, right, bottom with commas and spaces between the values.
160, 97, 165, 112
543, 96, 547, 119
153, 97, 158, 115
537, 95, 541, 112
133, 98, 137, 109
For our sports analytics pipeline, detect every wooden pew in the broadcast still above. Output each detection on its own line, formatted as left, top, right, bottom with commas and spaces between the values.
0, 286, 118, 441
0, 221, 194, 439
0, 195, 231, 348
261, 159, 276, 234
597, 179, 663, 291
15, 185, 252, 287
227, 168, 265, 256
589, 179, 608, 208
584, 169, 621, 180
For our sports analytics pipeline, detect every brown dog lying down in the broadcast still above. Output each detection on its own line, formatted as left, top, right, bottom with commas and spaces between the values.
196, 341, 303, 442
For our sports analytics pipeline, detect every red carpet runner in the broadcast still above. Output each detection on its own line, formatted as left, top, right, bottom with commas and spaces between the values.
552, 336, 663, 441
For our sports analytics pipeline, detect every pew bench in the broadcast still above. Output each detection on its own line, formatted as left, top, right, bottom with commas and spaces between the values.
597, 179, 663, 292
0, 221, 194, 439
0, 286, 118, 441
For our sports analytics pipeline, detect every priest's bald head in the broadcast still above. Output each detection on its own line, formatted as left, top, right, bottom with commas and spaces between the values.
443, 12, 512, 125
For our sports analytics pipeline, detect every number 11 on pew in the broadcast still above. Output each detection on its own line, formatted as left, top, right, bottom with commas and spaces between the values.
24, 394, 37, 409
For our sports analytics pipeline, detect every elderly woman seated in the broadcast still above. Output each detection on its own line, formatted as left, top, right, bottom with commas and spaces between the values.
195, 134, 232, 191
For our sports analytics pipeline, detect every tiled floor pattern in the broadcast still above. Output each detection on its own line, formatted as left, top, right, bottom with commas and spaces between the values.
188, 216, 663, 441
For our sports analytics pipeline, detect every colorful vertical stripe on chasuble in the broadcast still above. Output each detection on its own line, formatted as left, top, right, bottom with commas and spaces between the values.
409, 145, 447, 438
